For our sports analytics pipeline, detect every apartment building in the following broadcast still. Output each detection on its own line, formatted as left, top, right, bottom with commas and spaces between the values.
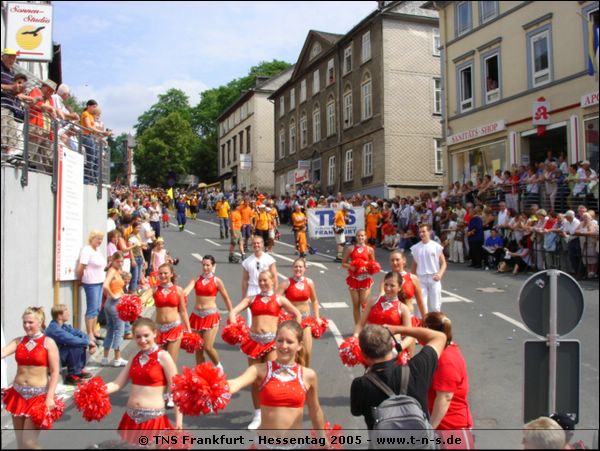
217, 68, 293, 192
424, 1, 599, 184
271, 1, 443, 198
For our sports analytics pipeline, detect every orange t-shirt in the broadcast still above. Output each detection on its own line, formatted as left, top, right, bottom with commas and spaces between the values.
240, 205, 254, 225
334, 210, 346, 228
81, 110, 95, 135
366, 212, 382, 228
255, 211, 270, 231
230, 210, 242, 231
291, 212, 307, 230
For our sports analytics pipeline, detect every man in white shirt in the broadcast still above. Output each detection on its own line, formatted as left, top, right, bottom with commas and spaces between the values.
559, 210, 581, 275
411, 224, 447, 314
496, 201, 510, 238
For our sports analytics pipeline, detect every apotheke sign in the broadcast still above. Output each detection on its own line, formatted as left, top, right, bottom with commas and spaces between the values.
447, 120, 506, 146
581, 91, 599, 108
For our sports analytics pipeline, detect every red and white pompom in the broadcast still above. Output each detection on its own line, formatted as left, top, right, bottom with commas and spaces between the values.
181, 332, 204, 354
338, 336, 364, 367
116, 294, 142, 322
221, 316, 249, 346
74, 376, 112, 422
310, 421, 344, 450
350, 258, 368, 274
278, 310, 295, 323
29, 396, 65, 429
171, 364, 231, 416
302, 316, 329, 339
367, 260, 382, 275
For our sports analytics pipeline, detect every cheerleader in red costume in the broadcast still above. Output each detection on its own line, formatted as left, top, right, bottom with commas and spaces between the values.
1, 307, 61, 449
228, 271, 301, 430
355, 272, 414, 359
227, 320, 325, 438
105, 317, 182, 443
153, 263, 191, 365
341, 229, 376, 325
183, 255, 233, 371
276, 257, 322, 367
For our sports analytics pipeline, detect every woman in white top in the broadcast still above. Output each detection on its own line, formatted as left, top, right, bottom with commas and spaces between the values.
77, 230, 107, 344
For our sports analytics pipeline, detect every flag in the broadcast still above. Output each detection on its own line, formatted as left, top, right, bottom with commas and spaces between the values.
588, 18, 599, 76
167, 187, 174, 200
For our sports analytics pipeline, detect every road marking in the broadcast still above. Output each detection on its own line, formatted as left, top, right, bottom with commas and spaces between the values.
191, 253, 203, 261
492, 312, 541, 338
440, 296, 466, 303
441, 290, 474, 303
205, 239, 221, 247
270, 251, 295, 263
327, 319, 345, 348
199, 219, 219, 227
185, 230, 196, 235
277, 273, 287, 281
321, 302, 349, 309
271, 250, 328, 271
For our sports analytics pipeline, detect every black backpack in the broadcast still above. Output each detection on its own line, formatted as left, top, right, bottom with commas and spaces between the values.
365, 366, 439, 449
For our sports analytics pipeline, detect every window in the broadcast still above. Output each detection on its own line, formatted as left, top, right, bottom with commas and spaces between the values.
300, 80, 307, 103
310, 42, 322, 60
327, 58, 335, 85
343, 86, 353, 128
458, 63, 474, 112
361, 73, 372, 120
279, 128, 285, 159
246, 126, 251, 153
300, 112, 308, 148
313, 70, 320, 95
232, 136, 237, 162
227, 140, 231, 165
528, 28, 552, 87
345, 149, 353, 182
289, 120, 296, 154
313, 105, 321, 143
328, 156, 335, 186
433, 28, 440, 56
221, 144, 225, 169
327, 96, 336, 136
584, 117, 599, 171
361, 31, 371, 63
279, 174, 286, 195
584, 8, 599, 76
456, 1, 472, 36
479, 1, 498, 24
279, 97, 285, 117
344, 45, 353, 75
362, 142, 373, 177
434, 78, 442, 114
483, 51, 500, 103
434, 139, 443, 174
239, 131, 244, 154
290, 88, 296, 110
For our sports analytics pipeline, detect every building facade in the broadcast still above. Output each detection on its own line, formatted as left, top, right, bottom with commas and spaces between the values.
426, 1, 599, 185
217, 69, 293, 193
272, 1, 443, 198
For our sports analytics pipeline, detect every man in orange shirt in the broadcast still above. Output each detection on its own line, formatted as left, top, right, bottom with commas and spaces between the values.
214, 196, 231, 239
365, 202, 383, 247
291, 204, 308, 257
228, 204, 244, 262
239, 200, 255, 252
253, 204, 271, 251
334, 203, 349, 262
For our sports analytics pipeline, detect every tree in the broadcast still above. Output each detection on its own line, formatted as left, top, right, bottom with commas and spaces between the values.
133, 112, 198, 187
107, 132, 129, 183
134, 89, 192, 137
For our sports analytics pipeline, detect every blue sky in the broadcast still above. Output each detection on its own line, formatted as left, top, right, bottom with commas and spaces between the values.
53, 1, 376, 135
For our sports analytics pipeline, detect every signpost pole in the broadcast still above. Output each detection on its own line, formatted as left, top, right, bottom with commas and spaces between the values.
548, 270, 559, 415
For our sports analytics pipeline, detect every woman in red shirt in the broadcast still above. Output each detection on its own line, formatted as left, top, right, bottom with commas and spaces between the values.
423, 312, 474, 449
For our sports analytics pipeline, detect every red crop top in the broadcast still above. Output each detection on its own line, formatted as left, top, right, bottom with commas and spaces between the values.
349, 245, 371, 276
249, 293, 281, 317
285, 277, 311, 303
195, 274, 218, 297
368, 297, 403, 326
154, 285, 180, 308
15, 336, 49, 367
401, 272, 415, 299
129, 348, 167, 387
259, 361, 306, 408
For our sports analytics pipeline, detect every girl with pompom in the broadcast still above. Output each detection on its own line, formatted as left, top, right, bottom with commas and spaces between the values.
227, 321, 326, 438
105, 317, 182, 443
228, 271, 302, 430
1, 307, 62, 448
183, 255, 233, 372
341, 229, 377, 326
153, 263, 191, 366
276, 257, 323, 367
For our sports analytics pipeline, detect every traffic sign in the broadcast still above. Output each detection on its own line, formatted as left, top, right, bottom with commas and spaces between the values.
524, 340, 580, 423
518, 270, 584, 336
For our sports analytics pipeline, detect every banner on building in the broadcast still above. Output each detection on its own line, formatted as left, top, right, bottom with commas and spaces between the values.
307, 207, 364, 239
240, 154, 252, 170
5, 2, 54, 61
295, 169, 309, 184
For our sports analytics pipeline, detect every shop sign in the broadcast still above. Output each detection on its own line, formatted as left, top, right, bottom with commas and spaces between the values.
240, 154, 252, 170
295, 169, 309, 184
532, 98, 551, 126
581, 91, 599, 108
447, 120, 506, 146
298, 160, 311, 170
5, 2, 54, 62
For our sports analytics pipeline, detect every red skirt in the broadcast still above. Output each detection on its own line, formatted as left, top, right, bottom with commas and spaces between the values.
240, 338, 275, 359
411, 316, 422, 328
118, 412, 173, 444
346, 276, 373, 290
2, 387, 46, 417
156, 322, 185, 345
189, 312, 220, 331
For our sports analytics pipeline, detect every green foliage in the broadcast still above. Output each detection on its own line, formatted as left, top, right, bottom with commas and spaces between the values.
134, 89, 192, 137
133, 112, 198, 187
107, 132, 129, 183
63, 94, 85, 116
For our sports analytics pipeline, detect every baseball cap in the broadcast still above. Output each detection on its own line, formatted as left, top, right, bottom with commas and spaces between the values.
42, 79, 57, 91
370, 202, 378, 208
549, 412, 575, 431
2, 48, 18, 56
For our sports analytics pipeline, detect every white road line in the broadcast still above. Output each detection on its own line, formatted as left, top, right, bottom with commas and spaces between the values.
440, 296, 466, 303
277, 273, 287, 281
205, 239, 221, 247
441, 290, 474, 303
327, 320, 345, 348
321, 302, 349, 309
492, 312, 541, 338
191, 253, 203, 261
198, 219, 219, 227
271, 250, 328, 271
185, 229, 196, 235
270, 251, 295, 263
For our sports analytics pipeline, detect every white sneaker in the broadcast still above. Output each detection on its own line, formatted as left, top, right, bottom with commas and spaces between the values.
247, 410, 261, 430
112, 358, 128, 367
101, 357, 110, 366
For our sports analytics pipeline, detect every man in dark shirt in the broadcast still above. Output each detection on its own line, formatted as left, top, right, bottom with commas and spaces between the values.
350, 324, 446, 429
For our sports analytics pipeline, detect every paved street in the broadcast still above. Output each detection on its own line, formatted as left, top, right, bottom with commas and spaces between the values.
2, 209, 598, 448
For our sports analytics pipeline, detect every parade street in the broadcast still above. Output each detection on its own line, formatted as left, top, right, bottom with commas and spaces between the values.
2, 210, 598, 449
